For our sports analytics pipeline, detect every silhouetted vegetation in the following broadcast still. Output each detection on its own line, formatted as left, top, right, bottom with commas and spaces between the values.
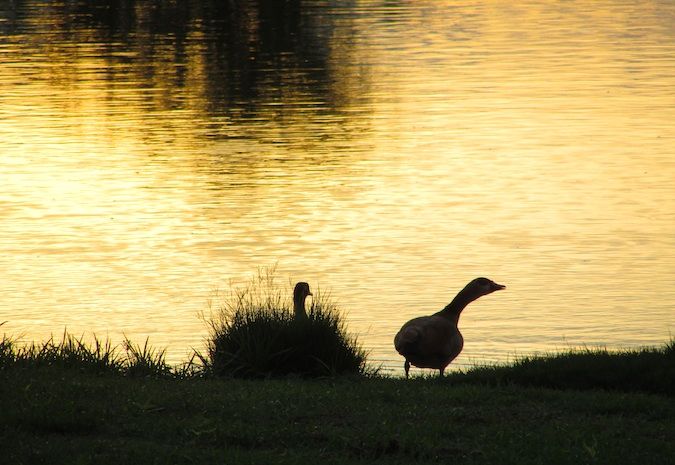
448, 341, 675, 396
2, 320, 673, 462
3, 316, 672, 394
0, 329, 196, 378
1, 357, 673, 464
203, 271, 369, 378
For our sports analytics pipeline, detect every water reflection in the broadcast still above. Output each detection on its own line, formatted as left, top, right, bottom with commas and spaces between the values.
1, 0, 674, 372
1, 0, 368, 143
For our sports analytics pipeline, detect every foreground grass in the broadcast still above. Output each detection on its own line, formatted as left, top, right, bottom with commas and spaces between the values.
1, 369, 672, 465
1, 345, 674, 464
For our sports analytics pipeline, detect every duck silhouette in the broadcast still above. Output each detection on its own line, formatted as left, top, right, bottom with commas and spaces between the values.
293, 282, 313, 319
394, 277, 505, 378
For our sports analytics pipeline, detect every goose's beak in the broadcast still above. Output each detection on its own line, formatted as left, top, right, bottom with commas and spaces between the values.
493, 283, 506, 291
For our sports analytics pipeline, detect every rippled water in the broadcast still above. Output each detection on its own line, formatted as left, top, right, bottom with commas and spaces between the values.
1, 0, 674, 374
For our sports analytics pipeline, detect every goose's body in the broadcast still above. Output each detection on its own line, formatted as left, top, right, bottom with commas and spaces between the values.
293, 282, 312, 319
394, 277, 505, 378
395, 315, 464, 372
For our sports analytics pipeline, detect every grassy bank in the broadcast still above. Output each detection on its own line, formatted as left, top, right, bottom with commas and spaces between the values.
1, 340, 673, 464
453, 340, 674, 396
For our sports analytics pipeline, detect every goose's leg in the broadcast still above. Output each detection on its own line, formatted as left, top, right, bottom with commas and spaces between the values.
404, 360, 410, 379
439, 367, 445, 378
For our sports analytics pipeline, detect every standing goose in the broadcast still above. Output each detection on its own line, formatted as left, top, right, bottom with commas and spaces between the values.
293, 281, 313, 319
394, 277, 505, 378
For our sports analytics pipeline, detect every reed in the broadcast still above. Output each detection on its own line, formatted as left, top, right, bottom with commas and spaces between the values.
204, 270, 368, 378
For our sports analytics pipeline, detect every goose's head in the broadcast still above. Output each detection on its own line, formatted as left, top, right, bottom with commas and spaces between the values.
467, 277, 505, 297
293, 282, 313, 302
293, 281, 313, 318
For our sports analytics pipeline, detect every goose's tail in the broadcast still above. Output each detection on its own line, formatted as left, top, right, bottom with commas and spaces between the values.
394, 326, 421, 355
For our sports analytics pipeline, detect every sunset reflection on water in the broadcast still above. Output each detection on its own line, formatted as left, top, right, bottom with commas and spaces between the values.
1, 0, 673, 373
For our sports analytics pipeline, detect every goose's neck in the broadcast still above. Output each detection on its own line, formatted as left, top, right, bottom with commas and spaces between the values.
438, 287, 478, 324
293, 296, 307, 318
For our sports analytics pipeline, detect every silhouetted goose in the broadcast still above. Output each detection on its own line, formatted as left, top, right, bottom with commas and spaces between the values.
293, 282, 313, 319
394, 277, 505, 378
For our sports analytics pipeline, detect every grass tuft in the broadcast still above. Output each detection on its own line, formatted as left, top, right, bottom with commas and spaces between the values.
450, 340, 675, 396
0, 328, 176, 378
123, 336, 172, 377
0, 330, 124, 374
204, 269, 368, 378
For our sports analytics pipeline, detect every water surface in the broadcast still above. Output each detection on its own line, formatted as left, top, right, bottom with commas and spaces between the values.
1, 0, 674, 373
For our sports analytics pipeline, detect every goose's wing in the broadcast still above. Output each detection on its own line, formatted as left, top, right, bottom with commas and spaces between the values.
394, 316, 455, 356
394, 317, 424, 354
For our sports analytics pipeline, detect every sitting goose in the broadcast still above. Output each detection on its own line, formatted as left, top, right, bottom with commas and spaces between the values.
293, 281, 313, 319
394, 277, 505, 378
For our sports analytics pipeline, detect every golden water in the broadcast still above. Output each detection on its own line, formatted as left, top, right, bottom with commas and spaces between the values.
1, 1, 673, 373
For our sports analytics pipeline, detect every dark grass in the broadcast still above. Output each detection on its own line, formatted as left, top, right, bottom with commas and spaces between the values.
447, 341, 675, 396
203, 271, 369, 378
2, 319, 673, 395
1, 366, 673, 465
0, 330, 176, 378
3, 321, 674, 394
1, 317, 673, 463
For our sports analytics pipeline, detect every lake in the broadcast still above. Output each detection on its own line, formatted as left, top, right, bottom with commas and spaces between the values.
1, 0, 673, 374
